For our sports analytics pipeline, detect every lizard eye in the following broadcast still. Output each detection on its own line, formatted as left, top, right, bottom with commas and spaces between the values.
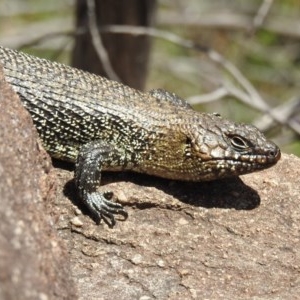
229, 135, 251, 151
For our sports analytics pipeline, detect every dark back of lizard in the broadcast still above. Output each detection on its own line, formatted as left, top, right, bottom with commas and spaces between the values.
0, 46, 281, 226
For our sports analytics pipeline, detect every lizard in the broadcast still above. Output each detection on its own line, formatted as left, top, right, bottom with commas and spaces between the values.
0, 46, 281, 227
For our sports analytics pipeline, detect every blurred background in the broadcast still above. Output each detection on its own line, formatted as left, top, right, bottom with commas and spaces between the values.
0, 0, 299, 155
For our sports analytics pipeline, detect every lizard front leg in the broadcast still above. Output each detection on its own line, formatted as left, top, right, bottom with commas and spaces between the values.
75, 141, 128, 227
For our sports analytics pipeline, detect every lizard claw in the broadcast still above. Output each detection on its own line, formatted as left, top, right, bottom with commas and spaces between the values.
84, 190, 128, 227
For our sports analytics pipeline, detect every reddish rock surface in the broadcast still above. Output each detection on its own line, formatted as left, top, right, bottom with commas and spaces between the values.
0, 70, 76, 299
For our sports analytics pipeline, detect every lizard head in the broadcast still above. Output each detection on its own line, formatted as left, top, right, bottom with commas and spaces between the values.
182, 113, 281, 181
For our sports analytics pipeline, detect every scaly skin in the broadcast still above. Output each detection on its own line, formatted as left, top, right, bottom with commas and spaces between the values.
0, 46, 281, 226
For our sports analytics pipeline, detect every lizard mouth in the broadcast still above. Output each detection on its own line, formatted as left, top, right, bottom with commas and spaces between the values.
229, 147, 281, 171
198, 148, 281, 181
241, 147, 281, 166
211, 145, 281, 167
253, 146, 281, 167
224, 144, 281, 167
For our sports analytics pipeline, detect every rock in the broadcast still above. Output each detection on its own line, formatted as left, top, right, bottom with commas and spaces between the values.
0, 68, 77, 299
56, 153, 300, 299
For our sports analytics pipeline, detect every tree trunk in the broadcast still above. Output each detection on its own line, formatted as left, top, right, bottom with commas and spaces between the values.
72, 0, 157, 90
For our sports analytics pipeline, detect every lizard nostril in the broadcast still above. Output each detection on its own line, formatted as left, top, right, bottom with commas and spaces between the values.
269, 147, 281, 161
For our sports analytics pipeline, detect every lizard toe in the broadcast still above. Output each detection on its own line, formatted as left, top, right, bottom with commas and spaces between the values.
84, 191, 128, 227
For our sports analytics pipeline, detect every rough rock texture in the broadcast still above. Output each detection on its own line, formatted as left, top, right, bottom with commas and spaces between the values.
55, 153, 300, 300
1, 66, 300, 299
0, 69, 77, 299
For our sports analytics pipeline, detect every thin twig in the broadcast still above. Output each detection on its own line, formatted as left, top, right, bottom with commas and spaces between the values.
19, 30, 74, 50
101, 25, 270, 110
86, 0, 120, 82
205, 49, 269, 110
253, 97, 300, 133
251, 0, 274, 33
187, 87, 228, 105
189, 84, 300, 135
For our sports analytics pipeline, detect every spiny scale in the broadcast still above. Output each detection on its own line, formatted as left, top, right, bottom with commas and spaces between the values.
0, 46, 281, 226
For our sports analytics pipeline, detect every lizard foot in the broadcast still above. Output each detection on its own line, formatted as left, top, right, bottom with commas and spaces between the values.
84, 190, 128, 227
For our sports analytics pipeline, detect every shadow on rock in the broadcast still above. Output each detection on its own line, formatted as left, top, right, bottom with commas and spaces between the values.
63, 170, 260, 219
119, 172, 260, 210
